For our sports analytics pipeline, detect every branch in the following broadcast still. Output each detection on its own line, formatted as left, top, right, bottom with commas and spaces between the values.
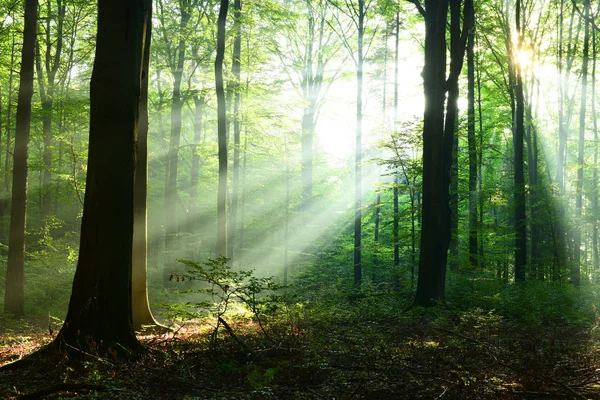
17, 384, 105, 400
406, 0, 426, 18
570, 0, 600, 32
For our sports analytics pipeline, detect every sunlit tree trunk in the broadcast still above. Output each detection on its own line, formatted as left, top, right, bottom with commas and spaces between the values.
163, 0, 191, 279
229, 0, 242, 260
573, 0, 590, 286
190, 93, 203, 233
133, 8, 159, 331
54, 0, 149, 352
4, 0, 37, 317
215, 0, 229, 258
353, 0, 365, 286
513, 0, 527, 282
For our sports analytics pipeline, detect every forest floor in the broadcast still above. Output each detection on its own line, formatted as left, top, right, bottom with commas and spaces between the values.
1, 305, 600, 400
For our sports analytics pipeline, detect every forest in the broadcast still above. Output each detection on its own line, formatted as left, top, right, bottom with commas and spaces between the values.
2, 0, 600, 398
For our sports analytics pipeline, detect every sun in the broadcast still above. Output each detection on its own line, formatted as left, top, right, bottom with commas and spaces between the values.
514, 47, 536, 73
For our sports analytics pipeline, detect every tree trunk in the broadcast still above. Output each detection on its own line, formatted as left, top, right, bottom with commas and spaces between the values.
133, 7, 159, 331
35, 0, 64, 221
414, 0, 449, 306
353, 0, 364, 286
573, 0, 590, 286
414, 0, 472, 306
54, 0, 149, 352
513, 0, 527, 282
164, 4, 191, 279
4, 0, 37, 317
215, 0, 229, 258
467, 12, 478, 268
229, 0, 242, 260
5, 35, 16, 195
393, 11, 400, 271
190, 94, 203, 233
592, 24, 599, 275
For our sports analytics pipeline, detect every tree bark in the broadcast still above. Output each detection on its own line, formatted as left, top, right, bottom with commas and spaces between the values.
164, 1, 191, 278
229, 0, 242, 260
513, 0, 527, 282
133, 5, 159, 330
353, 0, 364, 286
215, 0, 229, 258
35, 0, 64, 221
414, 0, 450, 306
573, 0, 590, 286
4, 0, 37, 317
414, 0, 472, 306
54, 0, 149, 352
467, 7, 477, 268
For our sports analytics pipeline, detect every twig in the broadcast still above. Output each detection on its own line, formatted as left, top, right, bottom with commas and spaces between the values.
217, 317, 249, 351
62, 342, 116, 368
16, 383, 104, 400
434, 328, 587, 400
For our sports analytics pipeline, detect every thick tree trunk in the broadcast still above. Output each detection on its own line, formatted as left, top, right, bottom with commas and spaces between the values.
414, 0, 472, 305
55, 0, 149, 352
215, 0, 229, 258
4, 0, 37, 317
414, 0, 449, 306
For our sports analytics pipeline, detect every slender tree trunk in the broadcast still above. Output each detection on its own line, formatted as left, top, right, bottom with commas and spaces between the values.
449, 112, 459, 272
35, 0, 64, 221
55, 0, 149, 351
573, 0, 590, 286
190, 94, 203, 233
393, 11, 400, 270
467, 14, 478, 268
353, 0, 364, 286
4, 0, 37, 317
513, 0, 527, 282
164, 5, 191, 279
5, 36, 16, 194
373, 190, 380, 281
0, 86, 4, 245
133, 8, 159, 331
229, 0, 242, 260
592, 25, 599, 274
215, 0, 229, 258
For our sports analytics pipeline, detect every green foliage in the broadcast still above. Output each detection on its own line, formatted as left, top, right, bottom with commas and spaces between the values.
162, 256, 285, 344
